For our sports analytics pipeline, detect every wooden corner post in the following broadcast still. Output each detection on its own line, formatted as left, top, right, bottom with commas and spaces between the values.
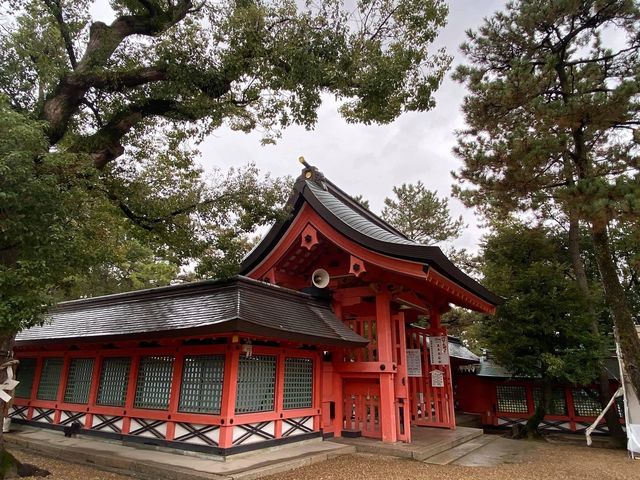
376, 290, 397, 443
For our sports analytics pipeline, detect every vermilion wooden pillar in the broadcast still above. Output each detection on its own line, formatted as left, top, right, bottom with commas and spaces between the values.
331, 300, 344, 437
274, 350, 286, 439
394, 313, 411, 442
27, 357, 44, 420
376, 291, 397, 443
54, 355, 72, 424
313, 351, 322, 431
218, 344, 240, 448
166, 347, 184, 441
85, 354, 103, 428
122, 354, 140, 435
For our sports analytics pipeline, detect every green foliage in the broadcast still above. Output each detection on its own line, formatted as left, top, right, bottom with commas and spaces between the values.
351, 194, 371, 210
382, 181, 464, 244
452, 0, 639, 235
451, 0, 640, 398
0, 93, 289, 331
0, 0, 452, 335
0, 99, 97, 332
481, 223, 603, 386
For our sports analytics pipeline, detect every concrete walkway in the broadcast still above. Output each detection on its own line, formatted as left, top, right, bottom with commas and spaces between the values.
5, 426, 354, 480
450, 436, 540, 466
333, 426, 484, 461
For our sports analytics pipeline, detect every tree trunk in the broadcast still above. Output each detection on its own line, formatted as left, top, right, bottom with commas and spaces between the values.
568, 215, 626, 447
591, 223, 640, 403
524, 382, 550, 438
0, 333, 19, 479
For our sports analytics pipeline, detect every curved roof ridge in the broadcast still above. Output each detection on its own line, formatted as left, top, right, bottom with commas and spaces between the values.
319, 177, 414, 241
241, 165, 501, 307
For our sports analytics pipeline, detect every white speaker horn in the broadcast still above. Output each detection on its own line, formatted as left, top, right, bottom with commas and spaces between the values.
311, 269, 330, 289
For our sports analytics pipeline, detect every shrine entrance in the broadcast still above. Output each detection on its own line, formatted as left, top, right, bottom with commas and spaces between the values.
343, 379, 381, 438
406, 327, 455, 429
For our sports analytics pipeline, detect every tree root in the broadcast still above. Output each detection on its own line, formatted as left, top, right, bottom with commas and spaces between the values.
0, 450, 50, 479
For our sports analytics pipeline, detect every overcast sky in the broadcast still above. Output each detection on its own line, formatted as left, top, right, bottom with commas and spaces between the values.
197, 1, 507, 252
91, 1, 508, 252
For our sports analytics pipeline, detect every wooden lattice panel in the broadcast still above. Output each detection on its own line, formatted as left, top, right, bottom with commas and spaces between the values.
283, 358, 313, 409
235, 355, 276, 414
134, 356, 174, 410
64, 358, 94, 404
14, 358, 36, 399
36, 358, 63, 401
496, 385, 528, 414
179, 355, 225, 414
97, 357, 131, 406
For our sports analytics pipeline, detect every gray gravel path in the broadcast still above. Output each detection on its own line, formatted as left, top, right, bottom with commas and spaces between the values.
264, 443, 639, 480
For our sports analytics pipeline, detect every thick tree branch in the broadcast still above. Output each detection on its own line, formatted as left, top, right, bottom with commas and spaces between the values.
41, 0, 194, 145
79, 66, 169, 92
78, 91, 231, 169
41, 0, 77, 68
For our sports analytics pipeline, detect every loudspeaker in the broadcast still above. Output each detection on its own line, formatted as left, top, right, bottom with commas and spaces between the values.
311, 268, 330, 288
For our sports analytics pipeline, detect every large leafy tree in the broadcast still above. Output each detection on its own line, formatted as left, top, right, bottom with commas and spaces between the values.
452, 0, 640, 413
481, 223, 604, 437
0, 0, 451, 472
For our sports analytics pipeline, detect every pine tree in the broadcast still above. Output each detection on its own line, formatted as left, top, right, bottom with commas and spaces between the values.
452, 0, 640, 421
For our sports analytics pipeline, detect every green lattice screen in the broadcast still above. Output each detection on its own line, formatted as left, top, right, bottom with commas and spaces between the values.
134, 356, 174, 410
97, 357, 131, 406
15, 358, 36, 398
496, 385, 528, 413
36, 358, 63, 400
179, 355, 225, 414
532, 387, 567, 415
283, 358, 313, 409
572, 388, 601, 417
235, 355, 276, 414
64, 358, 94, 404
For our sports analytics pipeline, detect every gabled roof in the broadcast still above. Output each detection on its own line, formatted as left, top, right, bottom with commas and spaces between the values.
15, 276, 368, 347
241, 165, 501, 306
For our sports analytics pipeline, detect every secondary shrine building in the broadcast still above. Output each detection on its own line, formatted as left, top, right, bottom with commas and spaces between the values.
10, 163, 501, 455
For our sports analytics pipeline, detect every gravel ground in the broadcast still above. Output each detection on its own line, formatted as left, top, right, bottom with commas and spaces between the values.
8, 449, 130, 480
8, 442, 639, 480
264, 444, 639, 480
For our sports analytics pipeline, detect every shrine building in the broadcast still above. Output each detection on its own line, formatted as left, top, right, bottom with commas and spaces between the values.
9, 162, 501, 455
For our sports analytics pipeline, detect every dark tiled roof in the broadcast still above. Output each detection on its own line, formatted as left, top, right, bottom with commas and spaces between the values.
15, 276, 368, 347
447, 337, 480, 362
241, 166, 501, 307
474, 356, 620, 380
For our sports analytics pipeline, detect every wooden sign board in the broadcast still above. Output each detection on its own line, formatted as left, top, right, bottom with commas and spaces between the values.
429, 336, 450, 366
406, 349, 423, 377
430, 369, 445, 388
